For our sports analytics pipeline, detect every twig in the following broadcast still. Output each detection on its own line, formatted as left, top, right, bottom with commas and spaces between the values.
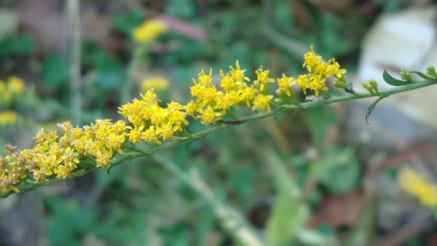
153, 155, 264, 246
67, 0, 82, 124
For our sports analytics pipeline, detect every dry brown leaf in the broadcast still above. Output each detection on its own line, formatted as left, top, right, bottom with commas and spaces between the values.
312, 192, 365, 228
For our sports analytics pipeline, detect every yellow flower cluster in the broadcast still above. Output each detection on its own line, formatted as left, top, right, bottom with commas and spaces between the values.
398, 167, 437, 207
119, 91, 188, 144
0, 47, 347, 193
0, 119, 128, 191
0, 76, 25, 106
299, 46, 346, 95
186, 64, 260, 124
132, 19, 168, 44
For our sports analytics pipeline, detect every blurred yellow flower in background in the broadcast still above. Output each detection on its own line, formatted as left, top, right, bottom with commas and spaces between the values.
0, 76, 26, 105
0, 111, 18, 126
0, 80, 5, 94
398, 167, 437, 207
140, 76, 170, 92
132, 19, 168, 44
7, 76, 25, 95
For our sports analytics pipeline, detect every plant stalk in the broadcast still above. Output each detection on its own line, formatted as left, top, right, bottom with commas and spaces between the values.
1, 78, 436, 198
153, 155, 264, 246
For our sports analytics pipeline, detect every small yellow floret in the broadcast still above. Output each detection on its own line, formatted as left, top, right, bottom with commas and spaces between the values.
254, 67, 274, 92
200, 106, 221, 125
276, 74, 295, 97
252, 94, 273, 112
229, 61, 249, 83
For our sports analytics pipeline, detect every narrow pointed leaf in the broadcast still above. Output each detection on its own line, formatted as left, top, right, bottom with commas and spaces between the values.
365, 96, 386, 124
382, 70, 409, 86
345, 82, 356, 95
266, 149, 310, 246
410, 71, 433, 81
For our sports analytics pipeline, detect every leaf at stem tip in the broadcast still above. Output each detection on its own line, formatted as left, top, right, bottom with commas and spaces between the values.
382, 70, 411, 86
365, 97, 386, 124
345, 82, 356, 94
409, 71, 433, 81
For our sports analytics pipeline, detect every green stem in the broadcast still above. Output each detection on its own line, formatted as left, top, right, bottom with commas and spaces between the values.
1, 78, 436, 198
120, 46, 148, 104
152, 155, 264, 246
279, 78, 436, 111
67, 0, 82, 124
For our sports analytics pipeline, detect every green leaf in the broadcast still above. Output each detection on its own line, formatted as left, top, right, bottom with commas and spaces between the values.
97, 157, 129, 188
316, 148, 360, 194
41, 54, 70, 87
273, 1, 294, 29
345, 82, 356, 94
165, 0, 196, 19
82, 42, 123, 71
306, 108, 337, 148
229, 166, 255, 198
93, 70, 126, 91
382, 70, 410, 86
112, 10, 145, 35
410, 71, 433, 81
266, 149, 310, 246
346, 194, 377, 246
295, 228, 331, 246
365, 96, 386, 124
46, 198, 97, 246
0, 33, 35, 57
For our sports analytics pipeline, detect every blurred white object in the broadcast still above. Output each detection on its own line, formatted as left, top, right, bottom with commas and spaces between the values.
348, 6, 437, 146
358, 7, 436, 85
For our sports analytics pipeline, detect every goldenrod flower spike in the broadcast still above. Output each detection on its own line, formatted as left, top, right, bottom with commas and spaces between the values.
2, 46, 436, 197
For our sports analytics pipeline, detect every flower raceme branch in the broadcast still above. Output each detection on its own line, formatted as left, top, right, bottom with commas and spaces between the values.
1, 47, 437, 198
